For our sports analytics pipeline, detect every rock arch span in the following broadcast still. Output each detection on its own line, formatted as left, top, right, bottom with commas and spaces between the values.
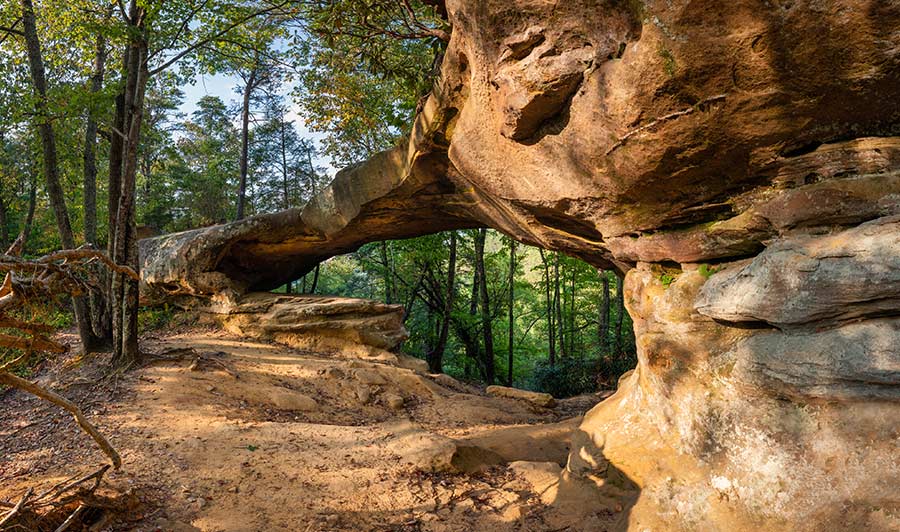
140, 1, 900, 530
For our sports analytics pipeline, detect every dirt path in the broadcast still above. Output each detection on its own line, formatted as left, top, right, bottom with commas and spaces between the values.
1, 327, 626, 531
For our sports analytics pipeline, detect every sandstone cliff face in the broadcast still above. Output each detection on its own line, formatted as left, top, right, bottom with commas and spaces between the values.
140, 1, 900, 530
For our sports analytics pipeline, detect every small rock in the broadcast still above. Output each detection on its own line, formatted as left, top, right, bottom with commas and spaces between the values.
324, 367, 345, 379
486, 385, 556, 408
356, 386, 372, 405
383, 393, 405, 410
353, 369, 387, 385
196, 497, 207, 509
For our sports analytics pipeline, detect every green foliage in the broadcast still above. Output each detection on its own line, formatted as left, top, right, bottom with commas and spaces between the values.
530, 357, 601, 398
291, 0, 445, 165
660, 272, 677, 288
658, 46, 676, 77
698, 263, 722, 278
138, 305, 175, 332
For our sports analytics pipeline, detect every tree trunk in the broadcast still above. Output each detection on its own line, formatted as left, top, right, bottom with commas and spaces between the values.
236, 68, 257, 220
0, 190, 8, 251
614, 273, 625, 356
280, 114, 290, 209
380, 241, 393, 303
427, 232, 456, 373
309, 263, 320, 294
464, 239, 481, 378
554, 252, 565, 358
599, 269, 610, 354
507, 239, 515, 386
21, 0, 99, 353
475, 228, 494, 384
111, 6, 148, 367
538, 248, 556, 365
84, 31, 111, 344
570, 264, 576, 356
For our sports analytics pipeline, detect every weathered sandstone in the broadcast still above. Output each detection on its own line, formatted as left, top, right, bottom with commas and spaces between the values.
139, 1, 900, 529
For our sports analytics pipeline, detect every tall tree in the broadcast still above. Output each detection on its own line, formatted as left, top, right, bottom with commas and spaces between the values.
83, 29, 111, 343
474, 228, 494, 384
554, 252, 566, 358
598, 269, 610, 353
538, 248, 556, 365
507, 239, 516, 386
426, 231, 456, 373
20, 0, 101, 352
614, 274, 625, 356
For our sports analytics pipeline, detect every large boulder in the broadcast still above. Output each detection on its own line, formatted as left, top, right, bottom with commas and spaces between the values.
139, 1, 900, 530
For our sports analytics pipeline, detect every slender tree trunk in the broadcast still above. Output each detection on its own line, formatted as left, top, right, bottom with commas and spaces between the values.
236, 68, 257, 220
280, 115, 290, 208
380, 241, 393, 303
475, 228, 494, 384
570, 265, 576, 356
599, 269, 610, 354
507, 240, 515, 386
84, 31, 111, 344
539, 248, 556, 365
111, 6, 148, 367
554, 252, 566, 358
614, 273, 625, 356
465, 235, 481, 378
309, 264, 320, 294
305, 143, 317, 196
21, 0, 99, 353
0, 191, 8, 251
427, 232, 456, 373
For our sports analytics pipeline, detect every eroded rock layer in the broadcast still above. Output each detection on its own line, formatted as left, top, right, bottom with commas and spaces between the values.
140, 1, 900, 530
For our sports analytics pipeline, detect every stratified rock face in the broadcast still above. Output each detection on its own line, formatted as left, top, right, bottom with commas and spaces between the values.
205, 293, 410, 362
139, 1, 900, 530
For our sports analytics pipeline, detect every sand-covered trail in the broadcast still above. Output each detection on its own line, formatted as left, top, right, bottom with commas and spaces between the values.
1, 327, 632, 531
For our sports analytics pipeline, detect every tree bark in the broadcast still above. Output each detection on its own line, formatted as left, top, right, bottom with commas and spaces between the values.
464, 237, 481, 378
570, 264, 576, 356
309, 263, 320, 294
236, 68, 257, 220
111, 6, 148, 367
538, 248, 556, 365
84, 31, 111, 344
21, 0, 100, 353
380, 241, 394, 303
0, 190, 8, 251
554, 252, 565, 358
614, 273, 625, 356
474, 228, 494, 384
599, 269, 610, 354
507, 239, 515, 386
427, 231, 456, 373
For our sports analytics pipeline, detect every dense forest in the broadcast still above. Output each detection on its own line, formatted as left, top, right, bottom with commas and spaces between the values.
0, 0, 634, 396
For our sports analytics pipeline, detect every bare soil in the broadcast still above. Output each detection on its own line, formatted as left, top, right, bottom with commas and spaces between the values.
1, 326, 624, 531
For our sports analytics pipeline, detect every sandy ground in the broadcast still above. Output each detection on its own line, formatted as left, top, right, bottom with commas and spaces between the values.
0, 326, 627, 531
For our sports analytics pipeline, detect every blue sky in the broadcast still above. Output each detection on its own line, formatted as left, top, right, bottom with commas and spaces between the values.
178, 72, 338, 177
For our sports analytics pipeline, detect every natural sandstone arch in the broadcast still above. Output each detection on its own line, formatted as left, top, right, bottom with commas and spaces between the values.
140, 1, 900, 530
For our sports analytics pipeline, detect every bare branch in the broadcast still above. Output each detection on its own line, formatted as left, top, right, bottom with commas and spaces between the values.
0, 371, 122, 469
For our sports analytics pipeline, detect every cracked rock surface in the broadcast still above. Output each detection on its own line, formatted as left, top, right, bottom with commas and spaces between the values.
139, 1, 900, 530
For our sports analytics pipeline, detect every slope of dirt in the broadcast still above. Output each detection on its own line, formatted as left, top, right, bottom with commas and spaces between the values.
1, 327, 626, 531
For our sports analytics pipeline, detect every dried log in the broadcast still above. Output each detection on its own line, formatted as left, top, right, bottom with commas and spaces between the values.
0, 371, 121, 469
0, 332, 67, 353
